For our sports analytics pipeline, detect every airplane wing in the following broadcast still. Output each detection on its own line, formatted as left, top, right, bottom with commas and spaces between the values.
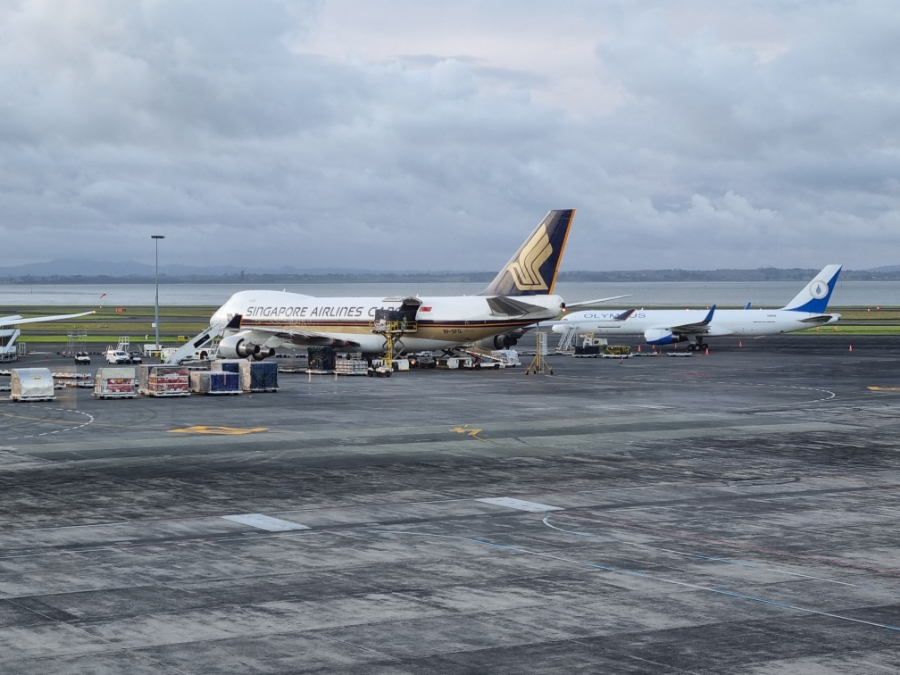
233, 323, 360, 347
669, 306, 716, 334
487, 296, 549, 317
564, 295, 630, 310
0, 310, 96, 328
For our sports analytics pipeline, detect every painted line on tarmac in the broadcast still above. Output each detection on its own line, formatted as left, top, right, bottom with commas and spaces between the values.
222, 514, 308, 531
476, 497, 564, 513
3, 406, 93, 441
170, 425, 268, 435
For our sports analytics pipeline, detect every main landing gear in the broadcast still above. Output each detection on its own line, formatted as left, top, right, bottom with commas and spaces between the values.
686, 339, 709, 352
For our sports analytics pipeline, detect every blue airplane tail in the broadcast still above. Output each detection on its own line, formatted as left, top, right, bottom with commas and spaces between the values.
782, 265, 842, 313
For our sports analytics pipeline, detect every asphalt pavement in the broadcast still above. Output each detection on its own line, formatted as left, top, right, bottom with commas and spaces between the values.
1, 335, 899, 674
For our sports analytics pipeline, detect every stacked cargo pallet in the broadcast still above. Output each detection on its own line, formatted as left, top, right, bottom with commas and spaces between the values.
335, 358, 368, 376
139, 365, 190, 397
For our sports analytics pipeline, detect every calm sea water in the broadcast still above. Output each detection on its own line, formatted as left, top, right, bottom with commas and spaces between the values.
0, 280, 896, 308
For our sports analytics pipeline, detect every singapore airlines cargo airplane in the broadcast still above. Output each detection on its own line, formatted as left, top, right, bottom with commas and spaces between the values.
211, 210, 614, 359
552, 265, 843, 351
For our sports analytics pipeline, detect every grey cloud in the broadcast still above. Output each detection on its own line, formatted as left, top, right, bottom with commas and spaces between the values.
0, 0, 898, 272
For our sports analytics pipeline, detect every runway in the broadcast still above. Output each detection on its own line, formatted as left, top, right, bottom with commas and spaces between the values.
1, 336, 899, 673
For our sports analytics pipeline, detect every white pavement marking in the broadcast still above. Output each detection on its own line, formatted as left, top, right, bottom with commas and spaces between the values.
476, 497, 564, 513
222, 514, 309, 531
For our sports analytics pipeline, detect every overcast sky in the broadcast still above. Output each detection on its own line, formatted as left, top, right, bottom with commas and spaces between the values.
1, 0, 898, 271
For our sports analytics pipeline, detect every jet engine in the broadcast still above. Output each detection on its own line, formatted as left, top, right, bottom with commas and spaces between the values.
252, 347, 276, 361
218, 333, 261, 359
474, 328, 527, 350
644, 328, 686, 345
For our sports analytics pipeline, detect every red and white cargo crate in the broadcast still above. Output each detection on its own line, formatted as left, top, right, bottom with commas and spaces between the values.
93, 367, 137, 399
138, 365, 190, 397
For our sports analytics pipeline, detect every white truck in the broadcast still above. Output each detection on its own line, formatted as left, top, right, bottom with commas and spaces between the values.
104, 349, 131, 364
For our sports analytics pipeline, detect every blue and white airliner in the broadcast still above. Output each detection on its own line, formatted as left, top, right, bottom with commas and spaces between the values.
552, 265, 842, 351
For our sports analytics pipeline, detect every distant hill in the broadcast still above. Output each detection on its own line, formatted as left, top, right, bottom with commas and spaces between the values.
2, 260, 900, 283
0, 259, 380, 278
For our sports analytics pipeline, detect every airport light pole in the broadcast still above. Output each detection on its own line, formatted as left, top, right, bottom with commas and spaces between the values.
152, 235, 165, 359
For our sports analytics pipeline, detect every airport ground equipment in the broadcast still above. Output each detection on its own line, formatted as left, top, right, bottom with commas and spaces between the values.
213, 360, 278, 392
371, 309, 418, 374
492, 350, 521, 367
93, 367, 137, 399
10, 368, 55, 401
163, 321, 226, 365
62, 329, 88, 357
525, 333, 552, 375
189, 371, 241, 395
407, 353, 436, 369
555, 323, 578, 353
437, 357, 464, 369
0, 327, 20, 362
138, 365, 190, 397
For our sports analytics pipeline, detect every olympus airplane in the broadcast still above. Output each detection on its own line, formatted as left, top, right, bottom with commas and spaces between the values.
0, 310, 95, 328
552, 265, 843, 351
0, 310, 96, 358
211, 210, 620, 359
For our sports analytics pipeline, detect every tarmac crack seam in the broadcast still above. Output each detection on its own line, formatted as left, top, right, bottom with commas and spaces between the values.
554, 512, 900, 577
2, 597, 194, 675
361, 529, 900, 633
541, 516, 900, 599
550, 372, 837, 405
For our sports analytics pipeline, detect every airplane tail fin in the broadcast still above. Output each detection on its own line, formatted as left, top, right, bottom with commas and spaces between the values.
480, 209, 575, 296
781, 265, 842, 312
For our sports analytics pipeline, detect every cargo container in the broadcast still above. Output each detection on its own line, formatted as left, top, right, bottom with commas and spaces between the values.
10, 368, 54, 401
190, 371, 241, 395
138, 365, 190, 397
213, 360, 278, 392
93, 367, 137, 399
307, 346, 336, 373
248, 361, 278, 391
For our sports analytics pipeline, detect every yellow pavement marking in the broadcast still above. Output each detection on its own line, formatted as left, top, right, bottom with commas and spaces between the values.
867, 387, 900, 391
451, 426, 482, 436
169, 426, 268, 435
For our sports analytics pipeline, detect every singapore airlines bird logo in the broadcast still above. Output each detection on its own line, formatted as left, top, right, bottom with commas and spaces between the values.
507, 225, 553, 291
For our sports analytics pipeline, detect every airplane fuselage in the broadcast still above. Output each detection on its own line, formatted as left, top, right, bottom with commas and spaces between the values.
213, 290, 565, 353
555, 308, 840, 339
